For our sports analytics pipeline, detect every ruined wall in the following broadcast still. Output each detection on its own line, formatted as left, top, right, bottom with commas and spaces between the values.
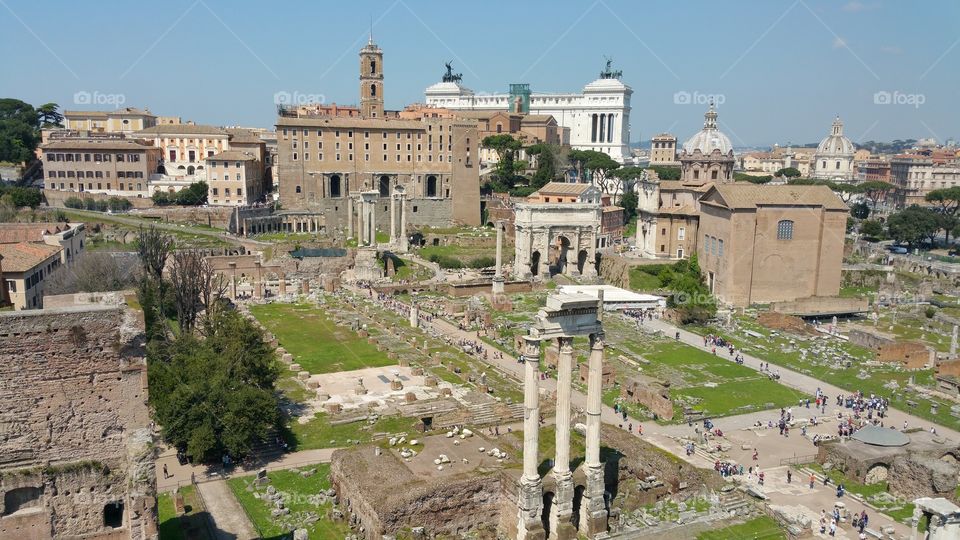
0, 306, 156, 539
938, 359, 960, 378
876, 341, 932, 369
621, 378, 674, 420
889, 455, 960, 503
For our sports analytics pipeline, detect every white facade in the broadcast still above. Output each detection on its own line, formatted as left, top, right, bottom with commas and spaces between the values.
425, 77, 633, 163
811, 117, 856, 181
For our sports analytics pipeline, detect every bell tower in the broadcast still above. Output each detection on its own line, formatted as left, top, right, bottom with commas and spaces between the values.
359, 33, 384, 118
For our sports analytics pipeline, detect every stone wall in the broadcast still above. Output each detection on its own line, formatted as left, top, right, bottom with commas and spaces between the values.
0, 305, 156, 539
769, 296, 869, 316
132, 206, 235, 229
877, 341, 932, 369
849, 329, 895, 350
44, 189, 154, 209
938, 359, 960, 378
889, 455, 959, 503
621, 378, 674, 420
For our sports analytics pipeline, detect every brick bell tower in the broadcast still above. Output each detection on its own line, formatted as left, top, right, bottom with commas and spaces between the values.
359, 32, 384, 118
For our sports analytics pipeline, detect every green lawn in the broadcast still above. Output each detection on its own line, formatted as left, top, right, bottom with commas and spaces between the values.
628, 267, 663, 292
250, 303, 392, 374
227, 465, 351, 539
286, 413, 417, 450
697, 516, 785, 540
157, 491, 184, 540
805, 463, 914, 523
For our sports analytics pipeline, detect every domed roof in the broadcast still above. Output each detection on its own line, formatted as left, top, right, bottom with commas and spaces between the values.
682, 103, 733, 156
816, 116, 855, 157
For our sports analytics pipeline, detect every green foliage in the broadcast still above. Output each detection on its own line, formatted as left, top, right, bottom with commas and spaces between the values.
64, 196, 84, 209
860, 219, 884, 239
108, 196, 132, 212
925, 186, 960, 214
774, 166, 801, 178
648, 165, 681, 180
887, 205, 941, 247
427, 252, 463, 269
0, 98, 42, 163
84, 198, 109, 212
850, 201, 870, 219
0, 185, 41, 207
482, 134, 524, 190
152, 181, 208, 206
925, 306, 937, 319
525, 143, 560, 188
860, 180, 896, 206
735, 172, 772, 184
468, 255, 496, 268
619, 189, 638, 222
147, 308, 280, 462
569, 149, 620, 193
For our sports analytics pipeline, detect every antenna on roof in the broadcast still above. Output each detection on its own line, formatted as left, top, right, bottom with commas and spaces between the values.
368, 15, 373, 45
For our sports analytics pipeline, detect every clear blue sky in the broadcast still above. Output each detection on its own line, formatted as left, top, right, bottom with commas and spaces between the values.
1, 0, 957, 146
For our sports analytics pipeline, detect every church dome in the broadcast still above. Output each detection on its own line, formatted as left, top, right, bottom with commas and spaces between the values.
816, 116, 855, 157
682, 103, 733, 156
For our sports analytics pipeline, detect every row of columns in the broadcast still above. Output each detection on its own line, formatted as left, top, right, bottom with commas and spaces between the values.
389, 191, 409, 252
223, 262, 305, 300
517, 331, 608, 539
590, 113, 615, 144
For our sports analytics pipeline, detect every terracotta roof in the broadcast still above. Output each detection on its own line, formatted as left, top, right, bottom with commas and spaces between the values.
135, 124, 228, 136
0, 223, 73, 244
225, 128, 264, 144
658, 204, 698, 216
41, 139, 156, 151
533, 182, 593, 196
706, 184, 848, 210
0, 242, 62, 273
64, 107, 155, 117
521, 115, 556, 123
276, 116, 425, 130
206, 150, 257, 162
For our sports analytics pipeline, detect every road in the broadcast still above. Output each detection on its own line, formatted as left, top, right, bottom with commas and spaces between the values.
195, 479, 259, 540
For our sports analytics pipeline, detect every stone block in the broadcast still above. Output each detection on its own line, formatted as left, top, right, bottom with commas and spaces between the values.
424, 376, 439, 387
282, 353, 294, 363
391, 380, 404, 391
306, 380, 319, 389
405, 392, 418, 403
325, 403, 343, 413
289, 363, 302, 371
298, 371, 310, 380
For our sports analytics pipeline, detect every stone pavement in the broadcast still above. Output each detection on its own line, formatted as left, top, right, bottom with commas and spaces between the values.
195, 479, 259, 540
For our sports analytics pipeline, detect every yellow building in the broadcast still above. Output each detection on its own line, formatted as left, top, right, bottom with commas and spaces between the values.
63, 107, 157, 133
0, 242, 63, 310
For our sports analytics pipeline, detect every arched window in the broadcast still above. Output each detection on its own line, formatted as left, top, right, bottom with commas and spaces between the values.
371, 84, 376, 97
330, 175, 341, 197
370, 59, 376, 74
187, 165, 195, 175
378, 175, 390, 197
777, 219, 794, 240
426, 175, 437, 197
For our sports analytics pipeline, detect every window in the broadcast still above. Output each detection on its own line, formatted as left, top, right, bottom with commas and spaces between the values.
295, 185, 302, 193
777, 220, 794, 240
711, 170, 718, 180
718, 239, 724, 257
678, 227, 685, 240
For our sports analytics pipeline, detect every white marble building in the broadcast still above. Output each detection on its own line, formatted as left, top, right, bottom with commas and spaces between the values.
425, 63, 633, 163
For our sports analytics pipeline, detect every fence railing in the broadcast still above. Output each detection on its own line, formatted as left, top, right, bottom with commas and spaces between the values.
779, 453, 818, 466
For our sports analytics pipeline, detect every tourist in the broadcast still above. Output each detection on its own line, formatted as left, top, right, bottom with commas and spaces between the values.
786, 469, 792, 483
836, 483, 845, 498
162, 464, 168, 479
829, 519, 836, 536
809, 473, 815, 489
752, 449, 759, 461
638, 424, 643, 436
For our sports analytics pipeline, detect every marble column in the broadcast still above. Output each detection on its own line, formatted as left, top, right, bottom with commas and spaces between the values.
370, 200, 377, 246
517, 335, 546, 540
279, 273, 287, 296
580, 332, 608, 536
409, 304, 419, 328
550, 337, 575, 539
493, 221, 505, 294
399, 194, 409, 252
390, 194, 397, 246
952, 325, 958, 357
347, 196, 354, 239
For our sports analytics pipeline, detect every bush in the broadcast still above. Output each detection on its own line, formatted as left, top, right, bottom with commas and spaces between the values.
83, 198, 108, 212
427, 253, 463, 269
0, 185, 42, 208
108, 197, 132, 212
64, 196, 84, 209
468, 256, 496, 269
926, 306, 937, 319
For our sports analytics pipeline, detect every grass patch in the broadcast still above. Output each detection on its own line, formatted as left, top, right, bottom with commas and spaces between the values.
227, 465, 351, 539
250, 303, 392, 374
157, 491, 184, 540
697, 516, 785, 539
286, 413, 416, 451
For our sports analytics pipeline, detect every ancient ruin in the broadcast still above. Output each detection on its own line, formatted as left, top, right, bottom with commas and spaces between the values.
0, 304, 156, 539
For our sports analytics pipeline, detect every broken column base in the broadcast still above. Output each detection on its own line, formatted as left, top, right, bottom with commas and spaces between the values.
577, 507, 608, 538
517, 477, 545, 540
517, 517, 546, 540
492, 276, 505, 295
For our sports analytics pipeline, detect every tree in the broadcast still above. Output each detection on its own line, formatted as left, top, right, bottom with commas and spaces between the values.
147, 308, 280, 462
649, 165, 681, 181
619, 189, 638, 223
832, 182, 864, 203
775, 167, 801, 178
0, 98, 40, 163
525, 143, 560, 188
137, 226, 174, 281
925, 186, 960, 215
168, 249, 227, 332
859, 181, 895, 208
0, 185, 42, 207
850, 201, 870, 220
64, 196, 84, 209
175, 181, 209, 206
482, 134, 523, 190
568, 150, 619, 198
735, 173, 773, 184
36, 103, 63, 128
45, 252, 141, 294
887, 205, 940, 247
859, 219, 884, 240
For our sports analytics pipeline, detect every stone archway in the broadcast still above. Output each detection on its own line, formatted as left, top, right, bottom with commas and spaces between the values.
551, 236, 571, 276
426, 175, 438, 197
577, 250, 588, 275
594, 252, 603, 275
864, 463, 889, 484
531, 250, 541, 277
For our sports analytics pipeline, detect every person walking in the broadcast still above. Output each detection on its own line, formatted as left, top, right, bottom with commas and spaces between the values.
162, 463, 168, 479
786, 469, 792, 483
809, 473, 815, 489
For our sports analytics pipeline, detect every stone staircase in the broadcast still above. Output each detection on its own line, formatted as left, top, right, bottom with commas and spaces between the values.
435, 401, 524, 429
719, 489, 755, 517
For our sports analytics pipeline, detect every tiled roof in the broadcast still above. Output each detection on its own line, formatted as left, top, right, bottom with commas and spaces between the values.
0, 223, 72, 244
275, 116, 425, 130
206, 150, 257, 161
41, 139, 155, 151
0, 242, 62, 273
533, 182, 593, 196
64, 107, 155, 117
707, 183, 848, 210
225, 128, 264, 144
135, 124, 228, 136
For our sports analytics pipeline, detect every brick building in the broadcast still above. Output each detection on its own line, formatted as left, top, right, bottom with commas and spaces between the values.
41, 139, 162, 197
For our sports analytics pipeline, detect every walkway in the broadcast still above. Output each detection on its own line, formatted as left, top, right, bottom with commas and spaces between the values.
195, 479, 259, 540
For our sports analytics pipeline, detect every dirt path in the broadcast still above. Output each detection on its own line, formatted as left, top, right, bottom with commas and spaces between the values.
195, 479, 259, 540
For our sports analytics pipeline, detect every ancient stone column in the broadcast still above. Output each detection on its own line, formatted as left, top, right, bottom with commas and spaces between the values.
580, 331, 608, 536
410, 304, 419, 328
952, 325, 958, 357
279, 273, 287, 296
493, 221, 505, 295
399, 194, 409, 252
370, 200, 377, 246
517, 335, 546, 540
550, 336, 575, 538
301, 278, 310, 295
347, 195, 354, 239
390, 194, 397, 246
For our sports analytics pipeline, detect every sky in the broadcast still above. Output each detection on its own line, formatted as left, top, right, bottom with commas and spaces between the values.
0, 0, 957, 147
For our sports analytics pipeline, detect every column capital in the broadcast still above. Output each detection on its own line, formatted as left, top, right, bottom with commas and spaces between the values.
558, 336, 574, 353
590, 332, 605, 349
